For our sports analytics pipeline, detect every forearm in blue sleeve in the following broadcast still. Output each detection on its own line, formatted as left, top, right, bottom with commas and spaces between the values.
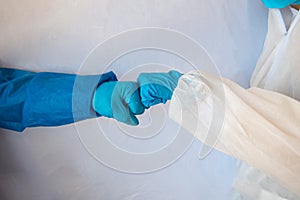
0, 68, 117, 132
0, 68, 36, 131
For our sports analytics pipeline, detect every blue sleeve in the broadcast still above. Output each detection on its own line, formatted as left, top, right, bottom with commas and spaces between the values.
0, 68, 117, 132
0, 68, 36, 131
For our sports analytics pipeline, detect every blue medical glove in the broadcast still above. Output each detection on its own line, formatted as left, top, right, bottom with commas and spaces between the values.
137, 70, 183, 108
261, 0, 300, 8
92, 81, 145, 125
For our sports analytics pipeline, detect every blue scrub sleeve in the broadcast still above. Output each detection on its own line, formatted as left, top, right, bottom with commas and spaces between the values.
0, 68, 117, 132
0, 68, 36, 131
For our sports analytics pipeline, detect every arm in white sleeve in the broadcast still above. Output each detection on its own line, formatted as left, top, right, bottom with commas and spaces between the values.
169, 71, 300, 196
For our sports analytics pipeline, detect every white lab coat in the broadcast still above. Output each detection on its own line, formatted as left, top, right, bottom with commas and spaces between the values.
169, 7, 300, 198
251, 7, 300, 100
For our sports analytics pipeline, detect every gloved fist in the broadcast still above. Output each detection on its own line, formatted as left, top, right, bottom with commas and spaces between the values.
137, 70, 183, 108
92, 81, 145, 125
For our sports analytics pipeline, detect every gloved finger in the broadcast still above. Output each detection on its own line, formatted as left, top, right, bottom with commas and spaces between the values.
128, 90, 145, 115
121, 82, 145, 115
138, 70, 182, 91
111, 95, 139, 125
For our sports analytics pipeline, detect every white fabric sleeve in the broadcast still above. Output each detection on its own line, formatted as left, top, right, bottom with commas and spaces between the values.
169, 71, 300, 196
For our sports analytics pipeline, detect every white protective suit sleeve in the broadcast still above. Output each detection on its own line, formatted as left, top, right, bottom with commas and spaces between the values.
169, 71, 300, 197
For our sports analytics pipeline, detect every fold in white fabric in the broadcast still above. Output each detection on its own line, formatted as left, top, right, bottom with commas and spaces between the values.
169, 71, 300, 197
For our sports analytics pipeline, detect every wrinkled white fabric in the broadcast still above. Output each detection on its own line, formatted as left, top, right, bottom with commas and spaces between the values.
250, 8, 300, 100
230, 162, 300, 200
169, 71, 300, 197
